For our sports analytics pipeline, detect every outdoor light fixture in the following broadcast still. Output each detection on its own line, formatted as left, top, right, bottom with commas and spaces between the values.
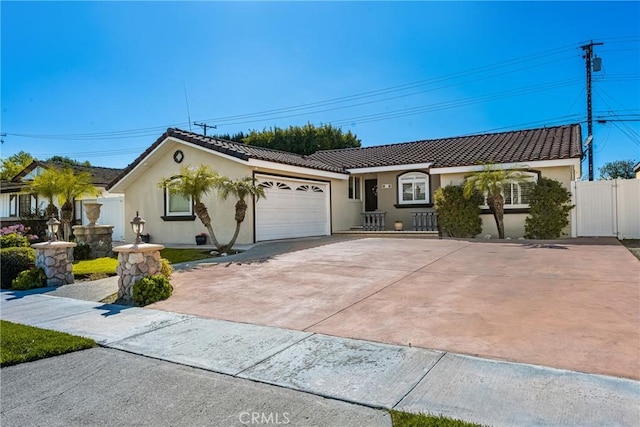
46, 216, 60, 242
130, 211, 146, 244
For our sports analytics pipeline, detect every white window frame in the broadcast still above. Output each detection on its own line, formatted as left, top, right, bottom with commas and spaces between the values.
165, 184, 193, 217
398, 172, 430, 205
479, 173, 537, 209
348, 176, 361, 200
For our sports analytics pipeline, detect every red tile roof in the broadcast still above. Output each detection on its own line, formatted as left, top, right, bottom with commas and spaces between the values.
308, 124, 582, 169
107, 124, 582, 190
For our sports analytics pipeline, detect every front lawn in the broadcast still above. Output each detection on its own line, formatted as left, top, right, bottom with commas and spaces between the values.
0, 320, 96, 367
391, 410, 484, 427
73, 257, 119, 278
160, 248, 213, 264
72, 249, 213, 279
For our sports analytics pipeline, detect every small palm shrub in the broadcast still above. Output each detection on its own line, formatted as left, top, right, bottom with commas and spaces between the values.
434, 184, 482, 238
12, 268, 46, 290
1, 247, 36, 289
132, 275, 173, 306
525, 177, 573, 239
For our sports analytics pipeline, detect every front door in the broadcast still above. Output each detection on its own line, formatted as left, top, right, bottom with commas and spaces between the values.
365, 179, 378, 211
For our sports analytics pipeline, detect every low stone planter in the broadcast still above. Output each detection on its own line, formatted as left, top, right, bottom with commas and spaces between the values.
113, 243, 165, 302
32, 241, 77, 286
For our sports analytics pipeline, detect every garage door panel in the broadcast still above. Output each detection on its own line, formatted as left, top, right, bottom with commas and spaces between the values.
255, 175, 330, 241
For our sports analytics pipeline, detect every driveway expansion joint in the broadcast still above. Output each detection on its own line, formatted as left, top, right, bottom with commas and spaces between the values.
391, 351, 448, 408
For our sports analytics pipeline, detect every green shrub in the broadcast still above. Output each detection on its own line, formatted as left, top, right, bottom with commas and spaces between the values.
1, 223, 38, 247
0, 247, 36, 289
11, 268, 46, 290
434, 185, 482, 238
0, 233, 30, 248
73, 242, 93, 261
133, 275, 173, 306
159, 257, 174, 278
525, 177, 573, 239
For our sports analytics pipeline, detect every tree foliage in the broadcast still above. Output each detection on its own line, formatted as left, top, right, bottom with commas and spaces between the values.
463, 164, 526, 239
212, 131, 247, 143
598, 159, 636, 180
524, 177, 573, 239
26, 166, 98, 240
1, 151, 33, 181
434, 185, 482, 238
25, 167, 64, 218
242, 123, 361, 155
46, 156, 91, 167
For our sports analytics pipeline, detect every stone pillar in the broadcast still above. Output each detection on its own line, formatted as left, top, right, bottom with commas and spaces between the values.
113, 243, 165, 302
32, 241, 77, 286
72, 225, 114, 258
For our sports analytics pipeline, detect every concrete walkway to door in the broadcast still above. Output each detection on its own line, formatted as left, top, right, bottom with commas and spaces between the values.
151, 236, 640, 380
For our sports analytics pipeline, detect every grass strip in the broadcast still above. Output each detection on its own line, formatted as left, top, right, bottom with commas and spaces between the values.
390, 410, 484, 427
0, 320, 96, 367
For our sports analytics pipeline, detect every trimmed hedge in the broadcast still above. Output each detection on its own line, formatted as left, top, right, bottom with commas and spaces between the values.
12, 268, 46, 291
133, 275, 173, 306
434, 184, 482, 238
525, 177, 573, 239
1, 247, 35, 289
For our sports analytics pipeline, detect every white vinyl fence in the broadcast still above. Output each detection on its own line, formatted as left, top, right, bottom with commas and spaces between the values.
571, 179, 640, 239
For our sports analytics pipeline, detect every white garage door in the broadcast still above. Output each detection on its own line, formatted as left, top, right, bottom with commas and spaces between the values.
255, 174, 330, 241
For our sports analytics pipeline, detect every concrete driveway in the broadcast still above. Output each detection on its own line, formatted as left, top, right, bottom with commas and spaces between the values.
151, 237, 640, 380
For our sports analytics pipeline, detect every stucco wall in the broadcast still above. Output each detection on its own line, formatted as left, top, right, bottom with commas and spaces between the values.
343, 165, 576, 237
122, 142, 254, 245
439, 165, 576, 238
120, 142, 352, 244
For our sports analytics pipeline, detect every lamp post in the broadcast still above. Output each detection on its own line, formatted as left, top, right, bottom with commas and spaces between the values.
130, 211, 146, 244
46, 216, 60, 242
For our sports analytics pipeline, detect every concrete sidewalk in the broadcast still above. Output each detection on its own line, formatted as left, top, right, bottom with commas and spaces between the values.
1, 290, 638, 426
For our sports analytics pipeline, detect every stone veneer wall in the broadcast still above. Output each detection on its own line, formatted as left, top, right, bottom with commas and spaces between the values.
72, 225, 114, 258
32, 241, 77, 286
113, 243, 165, 302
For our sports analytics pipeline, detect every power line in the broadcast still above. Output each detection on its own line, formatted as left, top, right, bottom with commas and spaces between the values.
5, 42, 581, 140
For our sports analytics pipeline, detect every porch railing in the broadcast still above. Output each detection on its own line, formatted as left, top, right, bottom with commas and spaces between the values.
412, 211, 438, 231
361, 211, 386, 231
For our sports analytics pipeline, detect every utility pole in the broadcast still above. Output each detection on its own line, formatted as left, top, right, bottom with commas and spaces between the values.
193, 122, 216, 136
580, 40, 603, 181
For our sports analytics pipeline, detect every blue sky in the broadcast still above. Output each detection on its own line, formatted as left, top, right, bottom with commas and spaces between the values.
2, 1, 639, 178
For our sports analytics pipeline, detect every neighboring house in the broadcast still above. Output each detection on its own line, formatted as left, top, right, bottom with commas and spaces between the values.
634, 162, 640, 179
107, 124, 582, 244
0, 161, 126, 240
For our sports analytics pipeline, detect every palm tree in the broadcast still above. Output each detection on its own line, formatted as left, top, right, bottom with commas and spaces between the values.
58, 168, 99, 241
463, 164, 525, 239
159, 165, 224, 249
159, 165, 265, 254
217, 176, 265, 253
25, 166, 62, 218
